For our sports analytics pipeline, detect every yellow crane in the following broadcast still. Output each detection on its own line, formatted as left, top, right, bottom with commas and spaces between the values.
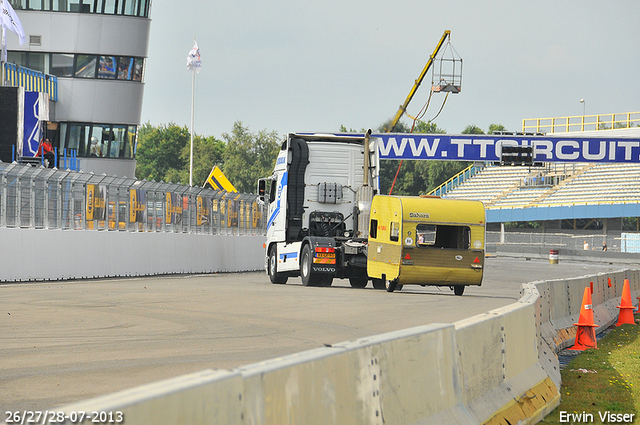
385, 30, 455, 133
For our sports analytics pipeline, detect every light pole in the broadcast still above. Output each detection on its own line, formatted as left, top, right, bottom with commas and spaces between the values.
579, 98, 585, 116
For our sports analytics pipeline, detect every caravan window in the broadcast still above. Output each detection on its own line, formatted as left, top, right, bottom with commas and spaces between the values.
369, 219, 378, 239
416, 224, 437, 245
416, 224, 470, 249
390, 221, 400, 242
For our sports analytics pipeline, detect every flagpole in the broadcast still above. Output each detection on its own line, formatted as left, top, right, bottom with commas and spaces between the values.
186, 37, 200, 187
189, 64, 195, 186
1, 26, 6, 87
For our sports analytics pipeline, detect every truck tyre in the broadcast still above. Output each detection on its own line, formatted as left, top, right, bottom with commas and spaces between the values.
349, 277, 368, 288
454, 285, 465, 296
385, 278, 398, 293
268, 246, 288, 284
372, 278, 385, 290
301, 244, 323, 287
322, 276, 333, 287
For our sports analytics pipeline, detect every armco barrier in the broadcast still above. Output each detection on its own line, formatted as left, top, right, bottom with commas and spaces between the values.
5, 269, 638, 425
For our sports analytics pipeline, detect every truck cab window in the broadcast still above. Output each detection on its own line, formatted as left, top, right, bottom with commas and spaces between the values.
269, 179, 277, 204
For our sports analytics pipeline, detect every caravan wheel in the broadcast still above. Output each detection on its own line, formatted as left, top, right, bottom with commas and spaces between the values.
385, 279, 398, 293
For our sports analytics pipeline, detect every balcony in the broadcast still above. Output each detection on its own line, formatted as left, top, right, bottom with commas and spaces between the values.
2, 62, 58, 101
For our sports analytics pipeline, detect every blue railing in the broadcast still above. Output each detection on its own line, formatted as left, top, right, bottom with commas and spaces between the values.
428, 163, 483, 197
12, 146, 80, 172
3, 62, 58, 101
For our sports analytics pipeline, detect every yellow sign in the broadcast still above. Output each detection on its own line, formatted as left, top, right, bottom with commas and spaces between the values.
197, 196, 210, 225
129, 189, 146, 223
205, 166, 237, 192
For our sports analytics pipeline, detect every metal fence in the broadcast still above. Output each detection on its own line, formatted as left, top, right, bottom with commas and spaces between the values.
487, 231, 614, 252
0, 162, 267, 235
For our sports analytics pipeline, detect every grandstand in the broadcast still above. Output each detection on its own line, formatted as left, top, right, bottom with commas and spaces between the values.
433, 114, 640, 236
445, 161, 640, 208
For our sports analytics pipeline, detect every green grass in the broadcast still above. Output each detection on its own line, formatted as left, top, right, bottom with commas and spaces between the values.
540, 314, 640, 424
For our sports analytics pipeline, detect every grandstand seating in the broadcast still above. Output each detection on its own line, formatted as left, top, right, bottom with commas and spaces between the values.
443, 167, 530, 204
443, 163, 640, 209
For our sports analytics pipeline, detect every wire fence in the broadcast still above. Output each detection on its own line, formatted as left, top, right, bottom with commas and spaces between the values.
486, 231, 630, 252
0, 162, 267, 235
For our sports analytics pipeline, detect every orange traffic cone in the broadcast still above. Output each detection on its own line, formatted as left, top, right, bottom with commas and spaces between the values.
616, 279, 635, 326
568, 287, 598, 351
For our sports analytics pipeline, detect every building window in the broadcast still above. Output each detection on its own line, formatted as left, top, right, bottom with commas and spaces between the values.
97, 55, 117, 79
8, 51, 145, 82
75, 55, 97, 78
28, 0, 46, 10
8, 1, 26, 9
69, 1, 93, 13
117, 57, 133, 80
51, 53, 74, 77
62, 123, 137, 159
66, 124, 90, 156
122, 0, 140, 16
52, 0, 68, 11
102, 0, 117, 14
10, 0, 150, 15
132, 58, 143, 81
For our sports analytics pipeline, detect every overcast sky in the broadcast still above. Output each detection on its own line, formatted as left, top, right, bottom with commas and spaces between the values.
140, 0, 640, 140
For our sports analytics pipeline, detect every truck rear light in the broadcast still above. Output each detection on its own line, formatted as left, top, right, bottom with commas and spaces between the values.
315, 247, 335, 253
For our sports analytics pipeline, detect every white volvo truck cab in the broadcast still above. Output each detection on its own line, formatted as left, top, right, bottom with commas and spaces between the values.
258, 131, 380, 287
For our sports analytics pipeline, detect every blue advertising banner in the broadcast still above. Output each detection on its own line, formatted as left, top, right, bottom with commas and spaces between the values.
372, 133, 640, 163
22, 92, 43, 158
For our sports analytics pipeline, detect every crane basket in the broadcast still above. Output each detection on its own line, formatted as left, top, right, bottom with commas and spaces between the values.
431, 40, 462, 93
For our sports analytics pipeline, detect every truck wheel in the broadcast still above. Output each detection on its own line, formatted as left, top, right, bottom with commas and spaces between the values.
268, 246, 288, 284
301, 244, 322, 287
453, 285, 465, 296
372, 278, 385, 290
322, 276, 334, 287
349, 277, 368, 288
385, 279, 397, 293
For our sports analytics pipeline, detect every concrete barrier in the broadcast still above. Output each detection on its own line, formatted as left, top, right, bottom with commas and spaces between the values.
0, 228, 265, 281
4, 263, 638, 424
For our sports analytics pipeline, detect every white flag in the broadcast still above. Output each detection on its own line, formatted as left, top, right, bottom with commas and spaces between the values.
1, 0, 27, 46
186, 40, 201, 73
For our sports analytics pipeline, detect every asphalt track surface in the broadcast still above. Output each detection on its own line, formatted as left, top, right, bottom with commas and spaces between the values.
0, 257, 628, 413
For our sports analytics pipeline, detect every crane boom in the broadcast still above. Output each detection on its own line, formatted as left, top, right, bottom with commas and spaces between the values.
385, 30, 451, 133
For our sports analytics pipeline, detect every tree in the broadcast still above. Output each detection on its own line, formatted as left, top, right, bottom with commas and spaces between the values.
167, 135, 226, 186
462, 124, 484, 134
135, 122, 189, 182
488, 123, 507, 134
135, 122, 226, 186
221, 121, 281, 193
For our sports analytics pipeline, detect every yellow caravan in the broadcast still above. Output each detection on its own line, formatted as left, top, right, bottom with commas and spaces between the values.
367, 195, 485, 295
